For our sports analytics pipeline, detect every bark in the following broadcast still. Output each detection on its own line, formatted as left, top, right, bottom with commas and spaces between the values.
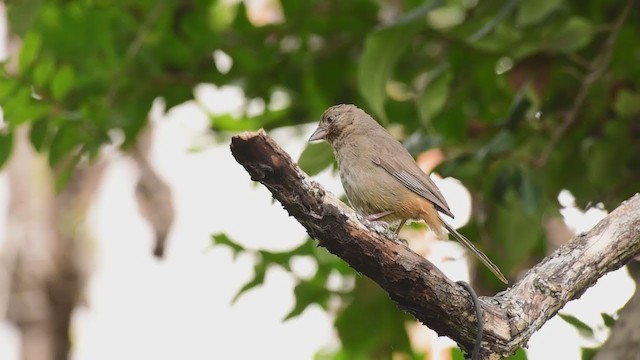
229, 130, 640, 359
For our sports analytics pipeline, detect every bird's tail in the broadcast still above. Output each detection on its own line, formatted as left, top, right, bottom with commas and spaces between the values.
440, 219, 508, 284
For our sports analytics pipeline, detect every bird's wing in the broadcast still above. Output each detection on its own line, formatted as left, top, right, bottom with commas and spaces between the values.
372, 154, 454, 218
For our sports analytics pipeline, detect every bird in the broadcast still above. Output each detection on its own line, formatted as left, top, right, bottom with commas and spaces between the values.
309, 104, 508, 284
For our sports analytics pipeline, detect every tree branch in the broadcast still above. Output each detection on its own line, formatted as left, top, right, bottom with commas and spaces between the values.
230, 130, 640, 359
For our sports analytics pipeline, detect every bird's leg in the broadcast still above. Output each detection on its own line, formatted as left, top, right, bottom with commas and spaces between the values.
394, 219, 407, 235
366, 210, 394, 221
393, 219, 409, 246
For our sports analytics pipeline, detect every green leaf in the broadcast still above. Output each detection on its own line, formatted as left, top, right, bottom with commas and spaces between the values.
49, 124, 82, 167
417, 67, 451, 126
298, 141, 334, 176
232, 261, 267, 303
581, 347, 599, 360
211, 233, 245, 259
450, 347, 465, 360
29, 118, 51, 151
546, 17, 593, 53
33, 56, 56, 88
260, 250, 293, 271
1, 86, 49, 126
335, 279, 414, 357
209, 0, 238, 31
487, 190, 543, 273
511, 348, 529, 359
0, 77, 19, 101
19, 32, 42, 74
558, 313, 594, 338
284, 271, 330, 320
51, 65, 75, 100
358, 0, 443, 123
613, 90, 640, 117
601, 312, 616, 328
0, 131, 14, 168
54, 154, 81, 191
516, 0, 563, 26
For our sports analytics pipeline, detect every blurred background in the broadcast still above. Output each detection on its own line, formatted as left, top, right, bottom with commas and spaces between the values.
0, 0, 638, 359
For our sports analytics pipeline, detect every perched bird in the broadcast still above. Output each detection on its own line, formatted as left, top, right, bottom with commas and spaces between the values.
309, 104, 507, 284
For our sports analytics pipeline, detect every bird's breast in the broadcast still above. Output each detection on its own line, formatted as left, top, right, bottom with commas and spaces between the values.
336, 149, 419, 221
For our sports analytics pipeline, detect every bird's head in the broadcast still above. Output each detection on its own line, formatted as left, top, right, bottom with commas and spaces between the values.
308, 104, 368, 144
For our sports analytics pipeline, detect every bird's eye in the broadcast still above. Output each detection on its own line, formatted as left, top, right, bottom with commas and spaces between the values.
327, 115, 336, 123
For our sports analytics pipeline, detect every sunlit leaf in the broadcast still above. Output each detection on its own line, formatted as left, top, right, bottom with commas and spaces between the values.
613, 90, 640, 117
512, 348, 529, 359
450, 347, 466, 360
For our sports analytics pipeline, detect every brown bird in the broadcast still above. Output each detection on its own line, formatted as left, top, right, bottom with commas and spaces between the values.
309, 104, 507, 284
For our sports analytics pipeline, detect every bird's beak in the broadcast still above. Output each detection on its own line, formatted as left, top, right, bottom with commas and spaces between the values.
308, 126, 328, 142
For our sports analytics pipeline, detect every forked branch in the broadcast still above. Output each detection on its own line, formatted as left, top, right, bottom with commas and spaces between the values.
230, 130, 640, 359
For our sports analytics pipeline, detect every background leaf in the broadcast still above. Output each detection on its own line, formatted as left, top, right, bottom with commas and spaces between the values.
298, 141, 334, 176
358, 0, 443, 122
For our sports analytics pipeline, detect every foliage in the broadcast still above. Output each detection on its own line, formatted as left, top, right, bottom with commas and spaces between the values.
3, 0, 639, 357
558, 311, 620, 357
